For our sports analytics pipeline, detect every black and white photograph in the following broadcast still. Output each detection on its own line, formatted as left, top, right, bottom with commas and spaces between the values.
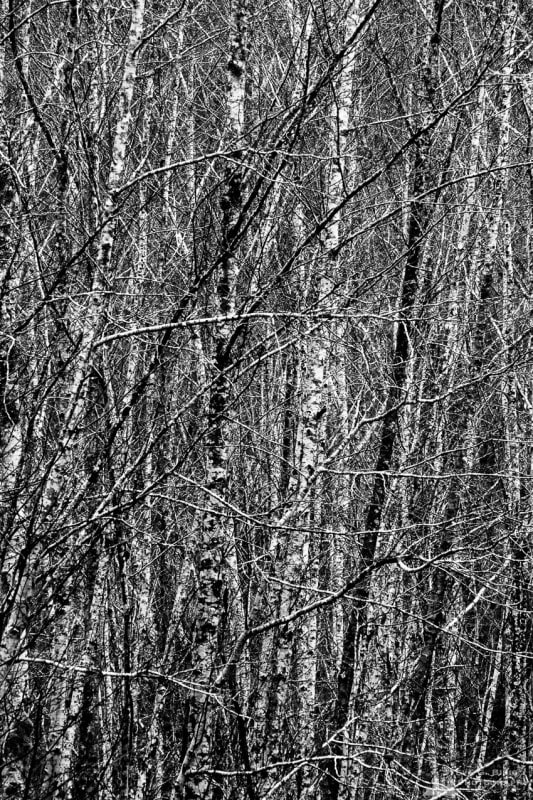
0, 1, 532, 798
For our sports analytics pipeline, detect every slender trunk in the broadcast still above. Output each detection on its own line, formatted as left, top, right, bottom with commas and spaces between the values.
180, 4, 247, 797
323, 5, 443, 793
0, 9, 29, 792
472, 614, 506, 792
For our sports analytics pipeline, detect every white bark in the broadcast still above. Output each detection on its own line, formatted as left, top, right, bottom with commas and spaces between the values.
42, 0, 146, 515
181, 3, 248, 797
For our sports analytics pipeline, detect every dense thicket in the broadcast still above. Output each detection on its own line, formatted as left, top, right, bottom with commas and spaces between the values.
1, 0, 533, 798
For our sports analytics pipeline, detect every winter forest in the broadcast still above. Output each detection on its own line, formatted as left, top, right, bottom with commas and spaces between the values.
3, 0, 533, 797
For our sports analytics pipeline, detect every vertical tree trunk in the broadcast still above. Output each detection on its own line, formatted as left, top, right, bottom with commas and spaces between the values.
323, 4, 444, 796
180, 3, 248, 797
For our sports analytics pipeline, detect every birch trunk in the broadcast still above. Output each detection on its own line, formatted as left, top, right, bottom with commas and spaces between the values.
323, 4, 443, 795
0, 9, 30, 793
180, 4, 248, 797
